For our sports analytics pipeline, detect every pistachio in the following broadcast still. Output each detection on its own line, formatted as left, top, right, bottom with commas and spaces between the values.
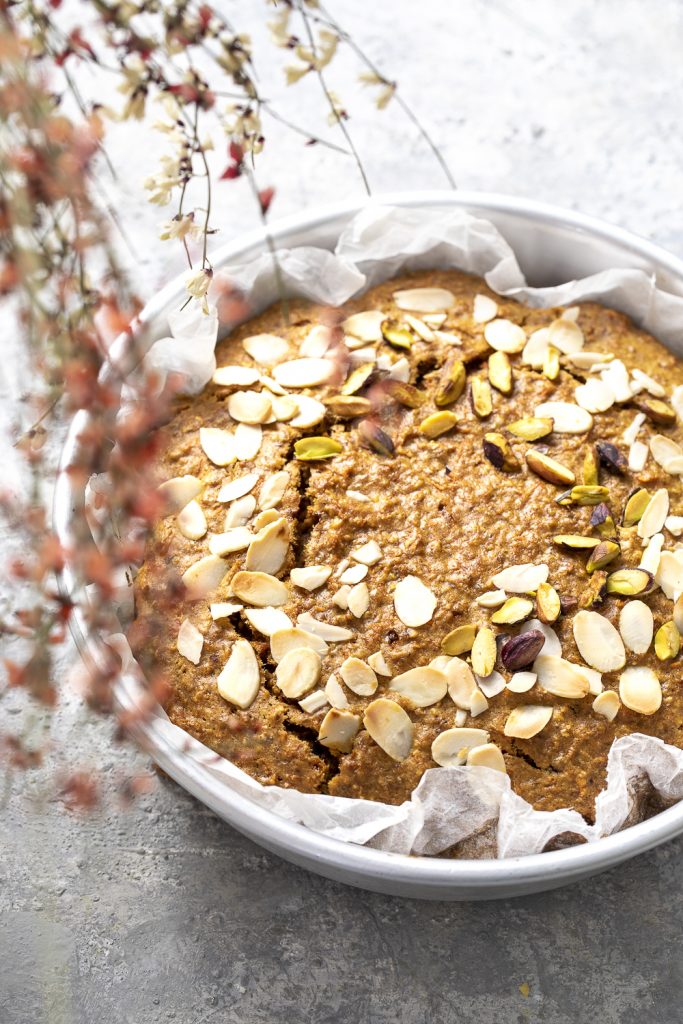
579, 571, 608, 608
471, 627, 497, 677
506, 416, 554, 441
622, 488, 651, 527
619, 666, 662, 715
471, 378, 494, 418
553, 534, 600, 550
590, 502, 617, 538
582, 448, 599, 486
675, 594, 683, 634
491, 597, 534, 625
358, 418, 395, 456
434, 358, 466, 407
655, 620, 680, 661
542, 345, 560, 381
318, 708, 361, 753
381, 317, 413, 350
385, 380, 423, 408
483, 432, 520, 473
596, 441, 628, 475
526, 450, 575, 486
557, 485, 610, 506
635, 396, 676, 426
294, 436, 342, 461
442, 624, 477, 656
586, 540, 620, 574
500, 630, 545, 670
419, 410, 458, 439
363, 698, 414, 761
606, 567, 654, 596
341, 362, 375, 395
503, 705, 553, 739
536, 582, 561, 624
324, 394, 372, 418
488, 351, 513, 394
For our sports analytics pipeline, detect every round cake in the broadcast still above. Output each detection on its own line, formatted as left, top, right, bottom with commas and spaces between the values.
131, 268, 683, 825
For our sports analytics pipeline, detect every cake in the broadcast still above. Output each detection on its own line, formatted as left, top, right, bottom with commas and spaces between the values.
131, 268, 683, 826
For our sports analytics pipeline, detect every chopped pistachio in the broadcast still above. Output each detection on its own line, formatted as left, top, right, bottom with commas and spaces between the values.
606, 568, 654, 597
542, 345, 560, 381
590, 502, 617, 539
557, 485, 610, 506
419, 410, 458, 439
526, 450, 575, 486
655, 620, 680, 661
491, 596, 534, 625
294, 436, 343, 460
441, 624, 477, 656
386, 380, 423, 408
635, 396, 676, 426
483, 432, 520, 473
536, 582, 561, 624
471, 378, 493, 418
358, 418, 395, 456
553, 534, 600, 550
324, 394, 372, 418
434, 358, 466, 407
586, 540, 620, 573
506, 416, 554, 441
623, 488, 651, 528
381, 318, 413, 350
341, 362, 375, 395
579, 570, 608, 608
583, 448, 599, 486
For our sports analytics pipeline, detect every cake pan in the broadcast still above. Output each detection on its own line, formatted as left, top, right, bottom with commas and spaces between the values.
54, 191, 683, 900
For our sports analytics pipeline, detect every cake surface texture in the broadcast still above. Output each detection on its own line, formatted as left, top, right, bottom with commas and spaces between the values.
131, 268, 683, 827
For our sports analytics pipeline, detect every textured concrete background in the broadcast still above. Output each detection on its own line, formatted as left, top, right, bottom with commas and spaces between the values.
3, 1, 683, 1021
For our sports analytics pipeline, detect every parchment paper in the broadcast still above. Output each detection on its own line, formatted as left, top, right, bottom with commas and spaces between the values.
109, 205, 683, 858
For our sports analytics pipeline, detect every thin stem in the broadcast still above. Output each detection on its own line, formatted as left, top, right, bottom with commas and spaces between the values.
260, 101, 352, 156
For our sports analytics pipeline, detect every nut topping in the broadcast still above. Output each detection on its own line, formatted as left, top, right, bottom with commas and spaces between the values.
506, 416, 554, 441
619, 600, 654, 654
158, 475, 203, 514
270, 627, 329, 663
471, 627, 496, 677
394, 575, 437, 627
434, 358, 466, 407
217, 640, 261, 710
501, 630, 545, 670
276, 647, 322, 699
592, 690, 620, 721
483, 432, 519, 472
654, 620, 681, 661
231, 570, 289, 607
526, 450, 575, 486
358, 418, 395, 456
339, 657, 378, 696
318, 709, 360, 753
419, 410, 458, 438
484, 318, 527, 353
471, 379, 494, 419
503, 705, 553, 739
619, 666, 662, 715
177, 500, 207, 540
533, 655, 590, 699
488, 350, 513, 394
431, 727, 490, 767
491, 597, 534, 625
177, 619, 203, 665
572, 610, 626, 673
393, 287, 455, 312
290, 565, 332, 591
363, 698, 414, 761
217, 472, 260, 504
389, 667, 448, 707
466, 744, 507, 773
441, 624, 477, 656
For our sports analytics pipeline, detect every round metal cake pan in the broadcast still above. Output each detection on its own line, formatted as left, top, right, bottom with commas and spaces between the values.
54, 191, 683, 900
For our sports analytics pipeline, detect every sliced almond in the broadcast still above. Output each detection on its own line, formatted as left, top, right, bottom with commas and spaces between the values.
227, 390, 272, 424
270, 627, 328, 663
619, 666, 662, 715
600, 359, 633, 402
623, 412, 646, 446
572, 610, 626, 672
637, 488, 670, 540
299, 690, 330, 714
592, 690, 620, 721
503, 705, 553, 739
210, 601, 243, 622
393, 287, 454, 313
158, 475, 203, 514
631, 367, 665, 397
484, 319, 526, 353
347, 582, 370, 618
213, 365, 261, 387
471, 627, 496, 677
271, 395, 298, 422
468, 689, 489, 717
296, 612, 354, 642
343, 309, 385, 343
522, 327, 550, 368
666, 516, 683, 537
177, 500, 207, 540
445, 658, 478, 709
347, 490, 371, 502
534, 401, 593, 434
231, 570, 288, 607
318, 708, 360, 752
367, 651, 391, 677
242, 333, 289, 367
389, 667, 448, 707
332, 586, 351, 611
243, 606, 292, 637
574, 379, 615, 413
225, 493, 256, 528
339, 563, 368, 585
209, 527, 253, 555
629, 441, 648, 472
476, 590, 507, 609
491, 562, 549, 593
182, 555, 229, 600
258, 471, 289, 510
387, 356, 410, 382
324, 673, 349, 709
177, 619, 203, 664
273, 357, 334, 389
245, 517, 290, 574
672, 384, 683, 422
567, 350, 610, 370
339, 657, 378, 696
363, 698, 414, 761
431, 727, 489, 767
199, 427, 235, 466
289, 395, 327, 428
252, 509, 279, 532
259, 374, 288, 396
655, 550, 683, 599
350, 539, 383, 565
649, 434, 683, 473
473, 293, 498, 323
475, 670, 507, 698
217, 639, 260, 709
507, 671, 537, 693
217, 472, 259, 503
547, 317, 584, 354
393, 575, 437, 627
533, 655, 590, 699
233, 423, 262, 461
275, 647, 322, 698
300, 324, 332, 357
618, 600, 654, 655
467, 743, 506, 772
290, 565, 332, 591
404, 313, 435, 341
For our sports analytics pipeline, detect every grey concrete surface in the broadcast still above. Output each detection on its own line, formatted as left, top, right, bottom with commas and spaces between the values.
3, 1, 683, 1021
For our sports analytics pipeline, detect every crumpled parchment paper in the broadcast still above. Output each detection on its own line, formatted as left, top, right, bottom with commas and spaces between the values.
107, 204, 683, 858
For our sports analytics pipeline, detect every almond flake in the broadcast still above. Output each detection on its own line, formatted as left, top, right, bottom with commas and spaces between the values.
158, 475, 203, 514
639, 532, 663, 575
350, 539, 383, 565
231, 570, 288, 607
592, 690, 620, 721
299, 689, 329, 714
209, 527, 253, 555
474, 670, 506, 699
182, 555, 229, 600
503, 705, 553, 739
484, 318, 527, 353
210, 601, 243, 620
393, 575, 436, 627
363, 698, 414, 761
177, 619, 203, 664
547, 317, 584, 354
473, 293, 498, 323
349, 346, 377, 365
289, 395, 326, 428
339, 657, 378, 696
672, 384, 683, 422
234, 423, 262, 460
276, 647, 322, 698
245, 517, 290, 575
431, 727, 489, 767
252, 509, 279, 531
217, 472, 259, 503
507, 671, 537, 693
347, 582, 370, 618
638, 488, 669, 540
258, 471, 289, 510
619, 666, 662, 715
533, 655, 590, 699
225, 494, 256, 528
259, 375, 288, 396
600, 359, 633, 402
567, 351, 610, 370
290, 565, 332, 591
623, 412, 646, 446
272, 396, 298, 422
393, 287, 454, 313
534, 401, 593, 434
575, 379, 615, 413
332, 585, 351, 610
650, 435, 683, 474
213, 365, 261, 387
561, 306, 580, 322
629, 441, 648, 472
297, 613, 354, 642
343, 310, 385, 343
468, 690, 489, 717
318, 709, 360, 752
243, 606, 292, 636
389, 666, 448, 707
519, 618, 561, 657
581, 667, 603, 696
491, 563, 548, 593
339, 563, 368, 585
522, 328, 550, 369
270, 627, 328, 663
466, 743, 506, 772
177, 500, 207, 540
243, 333, 289, 367
300, 324, 332, 357
324, 673, 349, 709
631, 368, 665, 398
454, 709, 468, 727
572, 610, 626, 672
666, 516, 683, 537
655, 549, 683, 598
403, 314, 435, 341
387, 356, 410, 382
368, 651, 391, 677
347, 489, 371, 502
273, 357, 334, 389
476, 589, 507, 609
199, 427, 235, 466
618, 600, 653, 655
445, 658, 478, 709
217, 640, 260, 709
